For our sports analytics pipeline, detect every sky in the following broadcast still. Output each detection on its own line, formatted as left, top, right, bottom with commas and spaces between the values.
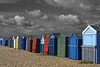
0, 0, 100, 37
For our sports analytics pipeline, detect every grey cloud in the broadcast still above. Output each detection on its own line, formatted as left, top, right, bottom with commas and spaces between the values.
0, 0, 25, 3
44, 0, 99, 12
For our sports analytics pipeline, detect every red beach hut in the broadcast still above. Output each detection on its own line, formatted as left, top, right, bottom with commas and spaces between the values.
43, 34, 50, 54
32, 36, 36, 52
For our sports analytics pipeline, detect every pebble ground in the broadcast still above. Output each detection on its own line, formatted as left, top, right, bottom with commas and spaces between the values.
0, 46, 100, 67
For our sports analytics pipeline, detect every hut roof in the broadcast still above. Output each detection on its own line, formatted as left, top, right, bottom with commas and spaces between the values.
43, 33, 51, 37
63, 33, 73, 37
35, 35, 41, 39
90, 25, 100, 33
52, 33, 60, 37
74, 33, 82, 39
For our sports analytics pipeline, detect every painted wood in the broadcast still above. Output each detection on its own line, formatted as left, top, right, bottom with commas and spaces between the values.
40, 35, 44, 53
82, 25, 100, 64
43, 34, 49, 54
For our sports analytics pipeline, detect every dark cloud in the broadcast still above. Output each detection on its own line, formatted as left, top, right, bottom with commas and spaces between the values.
44, 0, 100, 12
0, 0, 25, 3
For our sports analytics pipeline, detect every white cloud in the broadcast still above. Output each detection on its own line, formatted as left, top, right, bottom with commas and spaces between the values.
14, 15, 25, 25
57, 14, 79, 23
41, 15, 48, 19
28, 10, 41, 17
0, 15, 5, 21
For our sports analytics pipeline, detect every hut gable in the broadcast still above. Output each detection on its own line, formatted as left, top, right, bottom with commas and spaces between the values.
43, 33, 51, 37
49, 34, 55, 39
57, 33, 65, 38
82, 25, 100, 34
69, 33, 82, 40
52, 33, 60, 38
41, 35, 44, 44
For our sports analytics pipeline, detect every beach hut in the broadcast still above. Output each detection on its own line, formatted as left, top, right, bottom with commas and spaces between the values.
0, 38, 3, 45
2, 39, 5, 46
2, 38, 9, 46
68, 33, 82, 60
32, 36, 36, 52
5, 39, 9, 46
8, 37, 12, 48
21, 36, 26, 50
12, 36, 16, 49
82, 25, 100, 64
49, 33, 60, 56
35, 35, 41, 53
40, 35, 44, 53
16, 36, 21, 49
12, 36, 14, 48
27, 35, 33, 52
57, 33, 72, 57
16, 36, 19, 49
32, 35, 41, 53
43, 33, 51, 54
25, 36, 28, 50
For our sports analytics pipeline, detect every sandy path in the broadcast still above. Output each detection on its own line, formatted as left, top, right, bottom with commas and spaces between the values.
0, 46, 100, 67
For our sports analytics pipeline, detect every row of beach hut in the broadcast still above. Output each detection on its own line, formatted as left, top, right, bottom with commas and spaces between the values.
0, 25, 100, 64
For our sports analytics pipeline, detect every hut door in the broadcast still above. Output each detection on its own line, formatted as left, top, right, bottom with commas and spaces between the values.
73, 37, 77, 59
49, 38, 54, 55
58, 37, 62, 57
61, 37, 65, 57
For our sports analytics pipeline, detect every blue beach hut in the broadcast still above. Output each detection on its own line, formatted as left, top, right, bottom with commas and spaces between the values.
0, 38, 3, 45
49, 33, 60, 56
68, 33, 82, 60
21, 36, 26, 50
82, 25, 100, 64
25, 36, 28, 50
12, 37, 14, 48
2, 38, 8, 46
40, 35, 44, 53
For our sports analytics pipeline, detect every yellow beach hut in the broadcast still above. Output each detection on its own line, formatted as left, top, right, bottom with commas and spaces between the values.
16, 36, 21, 49
13, 36, 16, 49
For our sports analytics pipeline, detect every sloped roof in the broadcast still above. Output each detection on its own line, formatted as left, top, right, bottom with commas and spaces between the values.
90, 25, 100, 33
43, 33, 51, 37
63, 33, 73, 37
30, 35, 34, 39
74, 33, 82, 39
52, 33, 60, 37
35, 35, 41, 39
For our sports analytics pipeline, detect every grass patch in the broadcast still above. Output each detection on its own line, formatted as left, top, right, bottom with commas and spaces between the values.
38, 53, 48, 56
33, 52, 36, 53
80, 60, 93, 64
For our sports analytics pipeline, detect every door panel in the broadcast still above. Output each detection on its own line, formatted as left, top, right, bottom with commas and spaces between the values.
83, 35, 95, 46
49, 46, 54, 55
62, 37, 65, 57
57, 38, 62, 57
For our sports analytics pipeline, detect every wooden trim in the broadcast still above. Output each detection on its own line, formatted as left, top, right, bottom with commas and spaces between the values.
68, 45, 77, 47
83, 33, 96, 35
81, 45, 96, 48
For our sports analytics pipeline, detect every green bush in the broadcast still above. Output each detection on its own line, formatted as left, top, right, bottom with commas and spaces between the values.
80, 60, 93, 64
